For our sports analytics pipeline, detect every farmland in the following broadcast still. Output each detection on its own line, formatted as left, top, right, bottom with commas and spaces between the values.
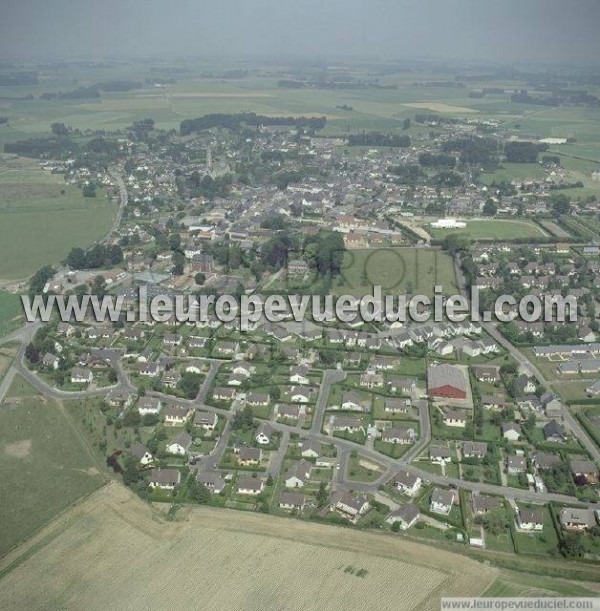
1, 63, 600, 166
0, 482, 496, 611
334, 247, 458, 298
426, 219, 546, 241
0, 291, 23, 338
0, 156, 116, 279
0, 376, 107, 556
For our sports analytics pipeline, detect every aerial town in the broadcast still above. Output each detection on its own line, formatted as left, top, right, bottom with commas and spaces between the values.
3, 103, 600, 563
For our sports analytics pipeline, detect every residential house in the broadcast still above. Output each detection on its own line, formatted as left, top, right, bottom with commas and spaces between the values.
236, 477, 264, 496
279, 492, 305, 511
463, 441, 487, 459
430, 488, 457, 515
255, 423, 273, 445
472, 494, 502, 515
138, 396, 161, 416
193, 410, 218, 431
71, 367, 93, 384
238, 447, 262, 466
195, 471, 226, 494
166, 432, 192, 455
559, 508, 596, 531
386, 503, 420, 530
164, 405, 193, 426
381, 427, 415, 444
502, 422, 521, 441
284, 460, 312, 488
517, 508, 544, 531
333, 493, 370, 521
570, 460, 599, 483
507, 455, 527, 474
300, 440, 321, 459
131, 443, 153, 466
148, 468, 181, 490
443, 409, 467, 428
392, 470, 422, 496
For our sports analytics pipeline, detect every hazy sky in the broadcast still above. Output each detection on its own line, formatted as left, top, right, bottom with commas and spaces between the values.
1, 0, 599, 65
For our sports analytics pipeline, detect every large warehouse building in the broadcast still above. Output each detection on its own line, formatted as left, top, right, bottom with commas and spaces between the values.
427, 364, 467, 400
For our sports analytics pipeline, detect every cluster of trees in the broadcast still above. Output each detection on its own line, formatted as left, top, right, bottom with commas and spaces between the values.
303, 230, 346, 276
389, 163, 426, 185
431, 170, 464, 187
40, 86, 100, 100
29, 265, 55, 295
65, 244, 123, 270
347, 132, 411, 147
4, 131, 120, 162
129, 118, 154, 140
0, 72, 38, 86
95, 80, 143, 92
441, 136, 499, 166
0, 117, 8, 126
179, 171, 232, 200
418, 152, 456, 168
4, 135, 78, 158
504, 141, 545, 163
180, 113, 326, 136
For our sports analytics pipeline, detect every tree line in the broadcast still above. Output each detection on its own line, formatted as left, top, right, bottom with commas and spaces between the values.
180, 113, 326, 136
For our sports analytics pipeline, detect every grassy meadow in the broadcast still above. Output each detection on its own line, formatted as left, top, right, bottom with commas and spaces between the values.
334, 247, 458, 297
0, 376, 107, 556
0, 156, 116, 278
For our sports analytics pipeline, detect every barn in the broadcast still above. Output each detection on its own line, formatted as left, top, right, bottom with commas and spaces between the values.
427, 364, 467, 400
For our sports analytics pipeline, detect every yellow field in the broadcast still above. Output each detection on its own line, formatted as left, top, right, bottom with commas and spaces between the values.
0, 483, 495, 611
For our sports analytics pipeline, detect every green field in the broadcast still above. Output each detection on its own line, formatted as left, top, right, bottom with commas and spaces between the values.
1, 62, 600, 163
0, 291, 23, 338
335, 247, 458, 297
427, 219, 546, 241
0, 376, 106, 556
0, 156, 116, 279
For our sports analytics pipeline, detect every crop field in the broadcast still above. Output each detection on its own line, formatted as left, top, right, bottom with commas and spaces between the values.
426, 219, 546, 241
334, 247, 458, 298
0, 156, 116, 279
0, 482, 497, 611
0, 376, 106, 556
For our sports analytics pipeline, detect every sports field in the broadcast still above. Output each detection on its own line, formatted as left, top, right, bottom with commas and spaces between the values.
426, 219, 546, 241
0, 156, 116, 279
335, 247, 458, 297
0, 483, 495, 611
0, 377, 106, 556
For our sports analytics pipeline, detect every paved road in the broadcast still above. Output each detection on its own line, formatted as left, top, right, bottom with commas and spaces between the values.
104, 170, 127, 244
196, 361, 220, 402
403, 399, 430, 463
268, 429, 290, 477
310, 369, 345, 435
199, 419, 232, 471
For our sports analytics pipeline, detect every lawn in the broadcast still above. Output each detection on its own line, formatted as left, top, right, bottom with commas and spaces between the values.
0, 376, 106, 556
513, 508, 559, 555
334, 247, 458, 298
427, 219, 546, 241
0, 156, 117, 278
